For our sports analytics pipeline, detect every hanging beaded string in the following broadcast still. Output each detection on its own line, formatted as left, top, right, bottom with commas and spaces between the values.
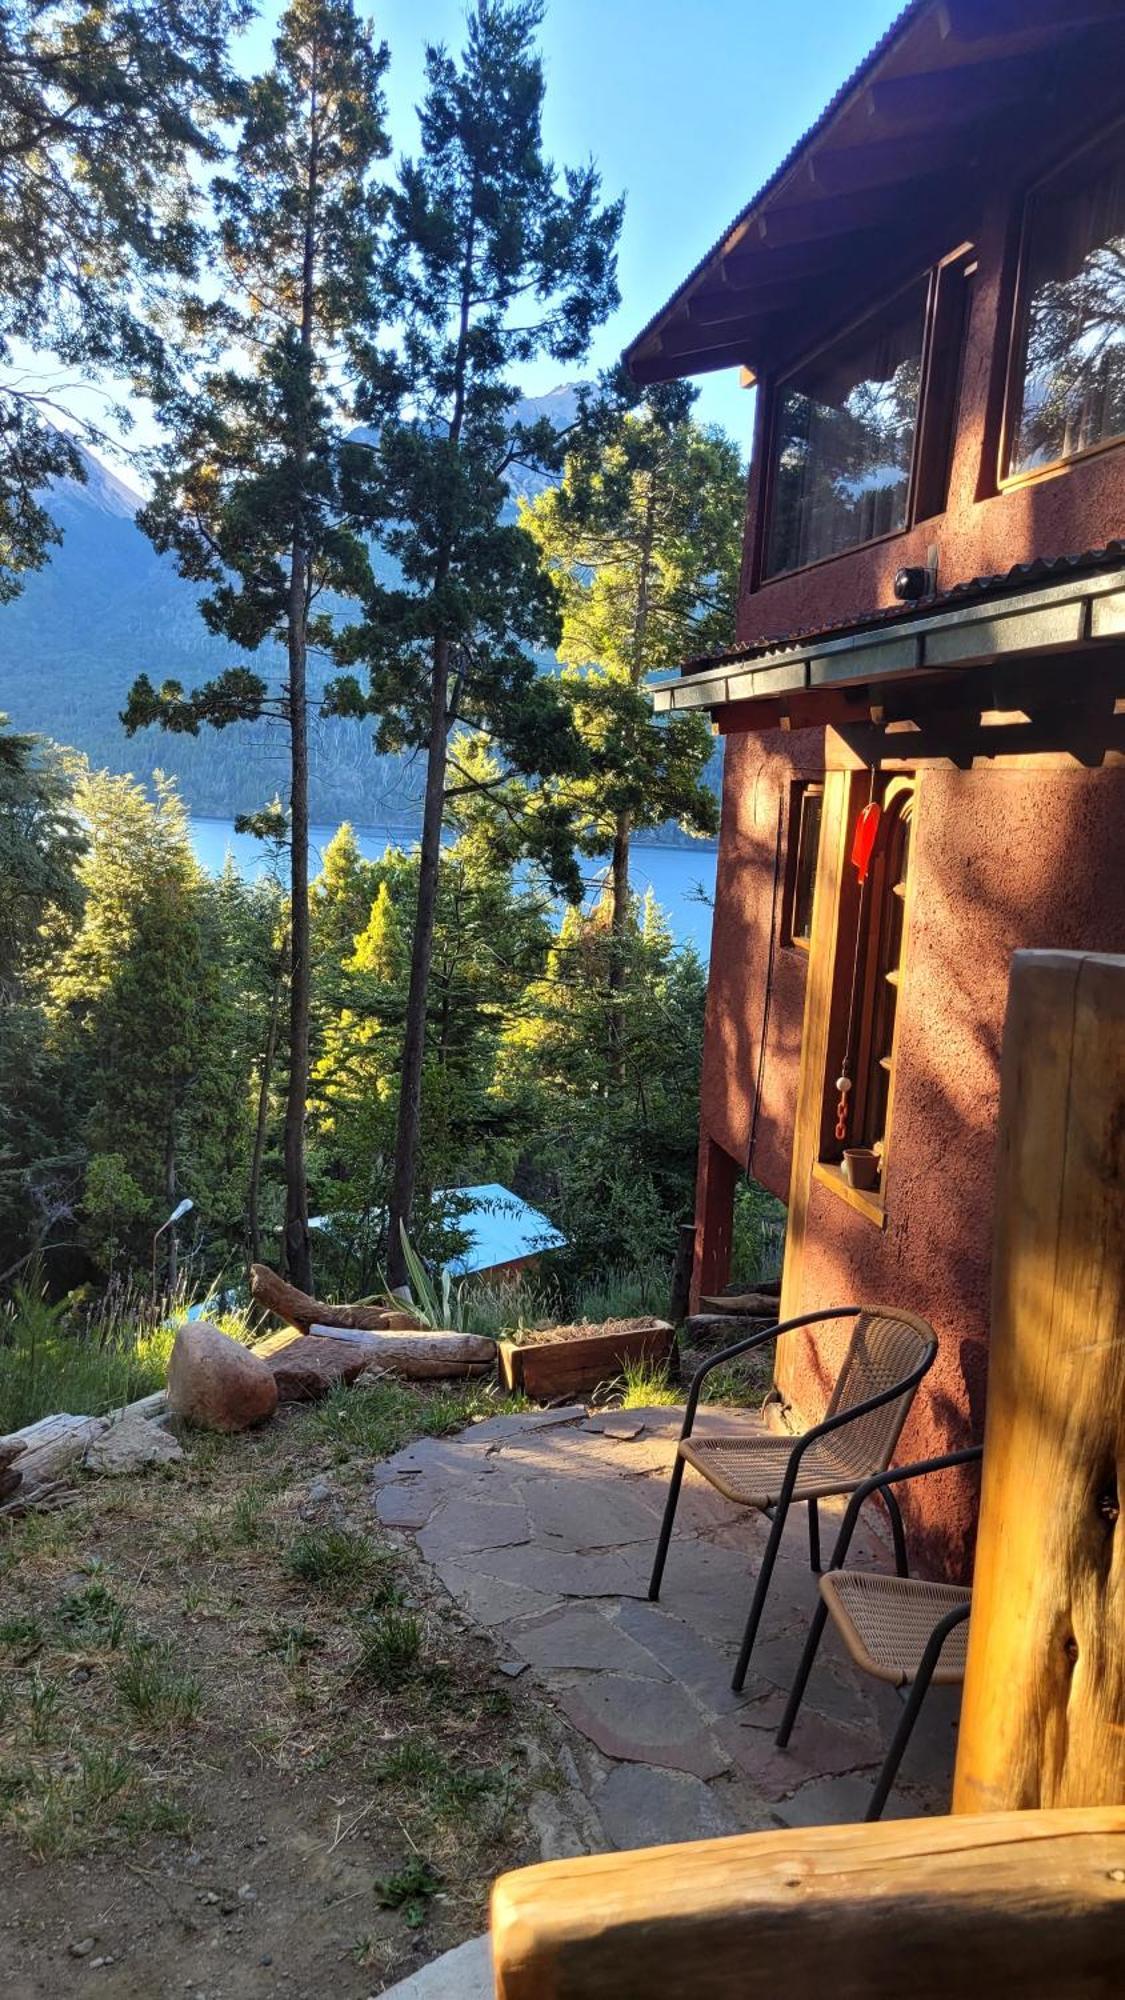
835, 768, 880, 1146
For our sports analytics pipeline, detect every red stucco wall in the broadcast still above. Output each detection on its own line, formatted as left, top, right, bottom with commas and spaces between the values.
775, 765, 1125, 1578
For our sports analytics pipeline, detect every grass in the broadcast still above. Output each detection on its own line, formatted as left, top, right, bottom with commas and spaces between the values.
374, 1855, 443, 1927
353, 1609, 424, 1689
285, 1525, 380, 1594
0, 1274, 255, 1433
615, 1358, 680, 1408
113, 1637, 204, 1726
307, 1374, 527, 1461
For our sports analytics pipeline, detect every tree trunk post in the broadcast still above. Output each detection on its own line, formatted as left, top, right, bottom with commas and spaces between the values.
387, 634, 451, 1286
953, 949, 1125, 1814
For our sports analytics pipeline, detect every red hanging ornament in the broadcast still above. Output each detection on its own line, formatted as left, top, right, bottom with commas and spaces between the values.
851, 800, 882, 883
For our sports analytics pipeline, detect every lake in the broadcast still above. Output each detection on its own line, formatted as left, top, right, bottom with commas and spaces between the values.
190, 817, 718, 957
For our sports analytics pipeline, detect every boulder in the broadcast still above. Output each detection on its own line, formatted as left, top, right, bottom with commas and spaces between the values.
166, 1321, 279, 1433
84, 1411, 185, 1475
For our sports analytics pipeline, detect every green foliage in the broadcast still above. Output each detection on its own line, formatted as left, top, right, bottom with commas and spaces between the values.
373, 1853, 442, 1926
113, 1637, 203, 1726
354, 1609, 424, 1691
0, 0, 249, 595
285, 1526, 378, 1595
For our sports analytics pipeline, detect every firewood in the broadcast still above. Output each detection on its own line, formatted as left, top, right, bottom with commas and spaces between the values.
308, 1323, 495, 1380
250, 1263, 422, 1334
0, 1413, 108, 1498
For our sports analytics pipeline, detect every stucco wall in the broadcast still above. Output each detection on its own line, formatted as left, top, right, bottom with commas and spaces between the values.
696, 726, 821, 1210
774, 763, 1125, 1578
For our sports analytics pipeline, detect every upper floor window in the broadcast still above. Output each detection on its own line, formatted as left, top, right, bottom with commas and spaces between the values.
1007, 134, 1125, 477
765, 278, 928, 578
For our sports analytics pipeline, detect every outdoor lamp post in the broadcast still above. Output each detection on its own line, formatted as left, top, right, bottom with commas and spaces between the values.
152, 1197, 194, 1299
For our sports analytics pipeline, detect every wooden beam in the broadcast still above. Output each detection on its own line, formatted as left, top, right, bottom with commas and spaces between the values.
757, 175, 950, 249
867, 52, 1052, 132
491, 1808, 1125, 1999
807, 132, 984, 198
939, 0, 1123, 44
953, 950, 1125, 1816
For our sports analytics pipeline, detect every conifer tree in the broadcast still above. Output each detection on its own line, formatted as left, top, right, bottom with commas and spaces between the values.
0, 0, 249, 595
123, 0, 391, 1288
336, 0, 621, 1282
523, 378, 742, 1073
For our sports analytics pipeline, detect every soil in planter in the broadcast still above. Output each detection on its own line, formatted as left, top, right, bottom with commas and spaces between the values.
506, 1317, 665, 1350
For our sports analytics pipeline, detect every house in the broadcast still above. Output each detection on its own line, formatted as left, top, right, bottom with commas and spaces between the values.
625, 0, 1125, 1576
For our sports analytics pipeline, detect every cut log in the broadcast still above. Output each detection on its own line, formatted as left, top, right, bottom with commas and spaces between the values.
0, 1413, 108, 1498
250, 1263, 422, 1334
253, 1328, 386, 1402
698, 1291, 781, 1316
308, 1323, 495, 1380
684, 1313, 775, 1344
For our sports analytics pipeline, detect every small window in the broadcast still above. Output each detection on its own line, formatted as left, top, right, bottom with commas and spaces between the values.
1007, 133, 1125, 477
784, 781, 823, 950
765, 280, 928, 578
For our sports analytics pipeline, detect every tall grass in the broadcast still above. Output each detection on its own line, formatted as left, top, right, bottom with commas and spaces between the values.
0, 1276, 253, 1434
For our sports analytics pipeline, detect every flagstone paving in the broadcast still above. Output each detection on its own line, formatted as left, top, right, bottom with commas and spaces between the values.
372, 1404, 961, 1853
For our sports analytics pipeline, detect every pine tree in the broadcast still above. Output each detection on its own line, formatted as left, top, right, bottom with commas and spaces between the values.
123, 0, 391, 1289
522, 378, 742, 1074
0, 0, 249, 595
335, 0, 621, 1283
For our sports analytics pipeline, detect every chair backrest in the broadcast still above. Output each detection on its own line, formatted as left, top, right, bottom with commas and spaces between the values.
821, 1308, 938, 1479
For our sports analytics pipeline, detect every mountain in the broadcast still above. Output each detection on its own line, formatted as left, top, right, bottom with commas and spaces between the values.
0, 385, 719, 835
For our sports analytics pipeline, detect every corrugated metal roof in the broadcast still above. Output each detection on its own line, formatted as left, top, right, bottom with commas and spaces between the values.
677, 543, 1125, 678
623, 0, 931, 367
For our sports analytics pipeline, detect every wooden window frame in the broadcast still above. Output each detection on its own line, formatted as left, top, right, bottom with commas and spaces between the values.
759, 249, 974, 586
999, 116, 1125, 490
781, 779, 824, 953
814, 772, 917, 1220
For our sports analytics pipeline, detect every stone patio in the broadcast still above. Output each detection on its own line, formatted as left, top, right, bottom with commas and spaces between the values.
372, 1404, 961, 1855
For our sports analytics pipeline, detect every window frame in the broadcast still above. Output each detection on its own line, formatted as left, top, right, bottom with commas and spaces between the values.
782, 779, 824, 954
759, 249, 974, 585
814, 771, 918, 1221
999, 117, 1125, 491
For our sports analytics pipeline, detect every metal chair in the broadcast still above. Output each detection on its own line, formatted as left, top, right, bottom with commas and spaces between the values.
648, 1305, 938, 1691
776, 1445, 982, 1819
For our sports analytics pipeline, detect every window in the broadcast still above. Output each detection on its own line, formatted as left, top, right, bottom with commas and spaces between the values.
765, 280, 928, 578
1007, 134, 1125, 477
784, 781, 823, 950
820, 774, 916, 1199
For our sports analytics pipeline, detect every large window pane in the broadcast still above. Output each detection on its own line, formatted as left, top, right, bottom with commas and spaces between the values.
1009, 149, 1125, 475
765, 282, 927, 578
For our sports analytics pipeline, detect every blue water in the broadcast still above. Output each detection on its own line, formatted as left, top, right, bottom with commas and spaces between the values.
190, 817, 717, 958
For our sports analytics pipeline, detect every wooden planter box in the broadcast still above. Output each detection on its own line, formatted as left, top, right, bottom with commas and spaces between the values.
498, 1318, 675, 1402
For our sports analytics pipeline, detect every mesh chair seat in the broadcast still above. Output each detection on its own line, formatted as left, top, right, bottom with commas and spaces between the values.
679, 1431, 873, 1505
819, 1570, 970, 1688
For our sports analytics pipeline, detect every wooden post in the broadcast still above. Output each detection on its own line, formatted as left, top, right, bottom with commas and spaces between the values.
491, 1808, 1125, 1998
953, 951, 1125, 1814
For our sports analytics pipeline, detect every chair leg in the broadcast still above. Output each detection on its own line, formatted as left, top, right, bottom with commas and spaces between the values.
648, 1453, 686, 1602
864, 1606, 966, 1821
731, 1499, 789, 1692
807, 1498, 821, 1573
775, 1598, 829, 1748
882, 1487, 909, 1577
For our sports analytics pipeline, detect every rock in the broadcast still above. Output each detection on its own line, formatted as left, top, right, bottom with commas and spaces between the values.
166, 1322, 279, 1434
255, 1330, 375, 1403
84, 1412, 184, 1475
69, 1939, 96, 1958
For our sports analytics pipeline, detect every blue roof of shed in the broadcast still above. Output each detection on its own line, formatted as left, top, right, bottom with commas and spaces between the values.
442, 1185, 567, 1275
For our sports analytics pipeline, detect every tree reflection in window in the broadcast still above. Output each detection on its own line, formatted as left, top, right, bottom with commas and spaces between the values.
1009, 146, 1125, 475
766, 281, 927, 578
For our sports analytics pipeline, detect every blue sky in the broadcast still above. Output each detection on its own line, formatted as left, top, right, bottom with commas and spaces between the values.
334, 0, 898, 445
50, 0, 899, 469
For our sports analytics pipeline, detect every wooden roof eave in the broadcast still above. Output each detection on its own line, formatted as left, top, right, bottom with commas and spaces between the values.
650, 568, 1125, 727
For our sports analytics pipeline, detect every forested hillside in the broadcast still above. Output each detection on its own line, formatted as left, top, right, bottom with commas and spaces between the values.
0, 387, 720, 829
